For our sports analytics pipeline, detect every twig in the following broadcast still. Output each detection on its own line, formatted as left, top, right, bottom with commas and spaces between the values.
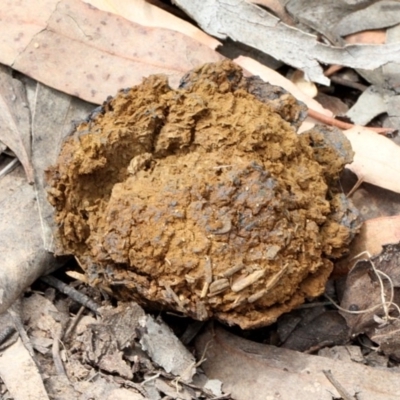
346, 177, 364, 197
307, 108, 396, 135
8, 299, 36, 360
324, 65, 344, 77
63, 305, 85, 340
52, 323, 67, 377
41, 275, 100, 315
323, 369, 356, 400
0, 157, 19, 180
330, 76, 368, 92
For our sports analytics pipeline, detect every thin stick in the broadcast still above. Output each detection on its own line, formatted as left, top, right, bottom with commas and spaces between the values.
346, 177, 364, 198
330, 76, 368, 92
52, 323, 67, 377
307, 108, 396, 135
63, 306, 85, 340
0, 157, 19, 180
323, 369, 355, 400
41, 275, 100, 315
324, 65, 344, 77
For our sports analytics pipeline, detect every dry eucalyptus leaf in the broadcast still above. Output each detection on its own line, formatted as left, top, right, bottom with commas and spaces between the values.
0, 65, 33, 183
247, 0, 294, 25
195, 325, 400, 400
2, 0, 222, 104
344, 126, 400, 194
0, 339, 49, 400
346, 86, 392, 126
139, 315, 196, 382
286, 0, 400, 43
84, 0, 221, 49
173, 0, 400, 85
0, 166, 61, 315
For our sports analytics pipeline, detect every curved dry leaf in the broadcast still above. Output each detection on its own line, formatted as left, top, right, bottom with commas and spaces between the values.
84, 0, 221, 49
344, 126, 400, 194
2, 0, 223, 104
0, 167, 61, 315
0, 66, 33, 183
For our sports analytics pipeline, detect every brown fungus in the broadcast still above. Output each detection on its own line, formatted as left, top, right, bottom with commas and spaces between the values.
46, 61, 360, 329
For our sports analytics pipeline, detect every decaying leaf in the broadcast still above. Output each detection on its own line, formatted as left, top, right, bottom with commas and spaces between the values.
173, 0, 400, 85
248, 0, 294, 25
84, 0, 221, 49
0, 167, 61, 315
2, 0, 223, 104
286, 0, 400, 43
279, 308, 349, 352
0, 65, 33, 183
346, 85, 392, 125
340, 243, 400, 359
0, 339, 50, 400
195, 324, 400, 400
335, 216, 400, 276
139, 315, 196, 382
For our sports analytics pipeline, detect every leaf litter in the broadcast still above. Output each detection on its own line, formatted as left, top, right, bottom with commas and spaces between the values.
1, 0, 400, 399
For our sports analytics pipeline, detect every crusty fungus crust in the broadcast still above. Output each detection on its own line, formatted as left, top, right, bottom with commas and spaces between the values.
47, 61, 360, 329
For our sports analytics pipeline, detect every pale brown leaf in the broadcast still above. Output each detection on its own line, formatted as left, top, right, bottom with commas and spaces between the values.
84, 0, 221, 49
1, 0, 223, 104
344, 126, 400, 194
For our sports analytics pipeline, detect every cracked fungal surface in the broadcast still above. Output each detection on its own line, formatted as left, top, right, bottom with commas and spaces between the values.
47, 60, 360, 329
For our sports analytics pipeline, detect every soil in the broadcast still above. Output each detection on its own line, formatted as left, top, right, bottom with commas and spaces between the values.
46, 60, 360, 329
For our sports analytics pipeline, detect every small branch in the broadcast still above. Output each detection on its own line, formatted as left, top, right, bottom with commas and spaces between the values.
52, 323, 67, 377
307, 108, 396, 135
40, 275, 100, 315
323, 369, 356, 400
324, 65, 344, 77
